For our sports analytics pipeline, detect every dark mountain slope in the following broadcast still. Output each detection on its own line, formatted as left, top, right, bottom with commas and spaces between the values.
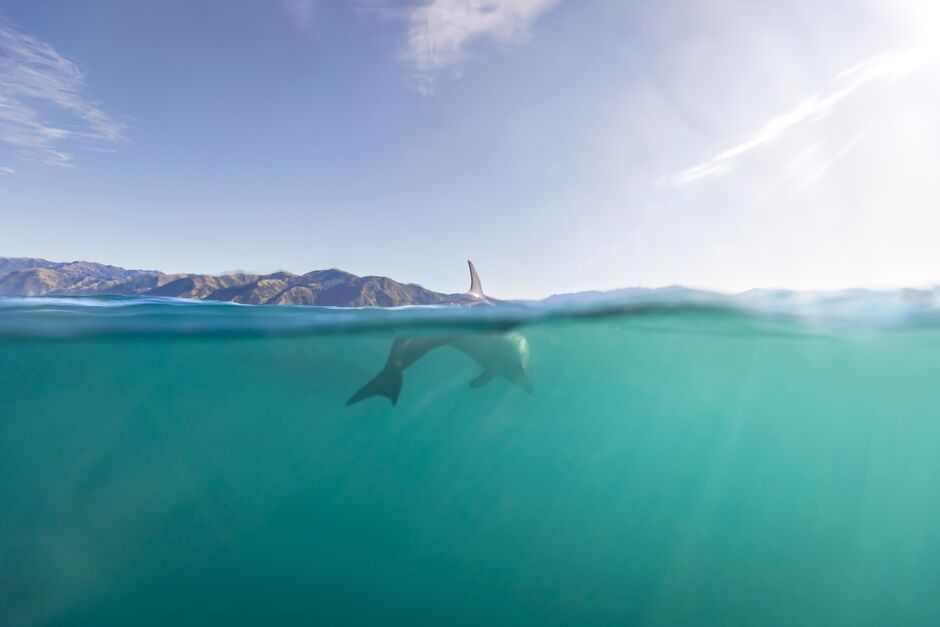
0, 258, 449, 306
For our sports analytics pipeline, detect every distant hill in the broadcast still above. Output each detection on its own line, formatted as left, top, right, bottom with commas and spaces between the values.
537, 287, 653, 306
0, 258, 450, 306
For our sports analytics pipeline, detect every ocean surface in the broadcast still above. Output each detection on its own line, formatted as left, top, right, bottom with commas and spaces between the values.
3, 289, 940, 626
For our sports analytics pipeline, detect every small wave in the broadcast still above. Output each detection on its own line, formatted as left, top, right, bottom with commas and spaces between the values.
1, 287, 940, 339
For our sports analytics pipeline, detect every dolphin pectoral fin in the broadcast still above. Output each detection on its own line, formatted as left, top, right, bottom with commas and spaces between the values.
469, 371, 494, 388
346, 366, 403, 406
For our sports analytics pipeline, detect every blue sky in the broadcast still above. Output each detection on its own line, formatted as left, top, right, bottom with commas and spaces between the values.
1, 0, 939, 298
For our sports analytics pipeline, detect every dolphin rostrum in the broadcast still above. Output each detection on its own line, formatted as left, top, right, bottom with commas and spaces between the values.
346, 261, 532, 406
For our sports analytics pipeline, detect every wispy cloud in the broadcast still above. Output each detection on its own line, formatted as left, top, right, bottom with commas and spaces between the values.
284, 0, 316, 29
404, 0, 560, 93
664, 45, 936, 187
0, 165, 14, 175
0, 19, 124, 167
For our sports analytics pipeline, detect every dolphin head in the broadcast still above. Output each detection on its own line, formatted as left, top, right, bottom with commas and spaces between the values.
512, 371, 533, 394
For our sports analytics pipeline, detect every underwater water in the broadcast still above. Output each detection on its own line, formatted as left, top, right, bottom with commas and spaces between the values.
2, 292, 940, 626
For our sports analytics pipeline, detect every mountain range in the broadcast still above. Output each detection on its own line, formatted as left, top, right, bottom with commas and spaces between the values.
0, 257, 452, 306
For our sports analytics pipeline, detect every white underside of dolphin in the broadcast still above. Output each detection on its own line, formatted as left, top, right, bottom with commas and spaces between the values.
346, 261, 532, 407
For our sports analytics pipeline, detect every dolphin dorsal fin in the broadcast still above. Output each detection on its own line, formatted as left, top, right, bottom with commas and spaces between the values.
467, 260, 484, 298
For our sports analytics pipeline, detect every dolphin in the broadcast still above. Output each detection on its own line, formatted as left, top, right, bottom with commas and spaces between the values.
346, 261, 532, 406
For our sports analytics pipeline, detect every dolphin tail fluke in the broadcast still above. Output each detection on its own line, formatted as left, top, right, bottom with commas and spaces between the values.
346, 366, 403, 406
467, 260, 484, 298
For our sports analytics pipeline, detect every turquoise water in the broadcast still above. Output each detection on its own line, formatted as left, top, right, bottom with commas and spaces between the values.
2, 293, 940, 626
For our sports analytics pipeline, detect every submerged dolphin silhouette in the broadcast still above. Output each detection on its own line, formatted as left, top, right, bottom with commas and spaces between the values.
346, 261, 532, 406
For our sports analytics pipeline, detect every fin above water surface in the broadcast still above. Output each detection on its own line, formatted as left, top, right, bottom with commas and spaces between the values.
468, 260, 484, 299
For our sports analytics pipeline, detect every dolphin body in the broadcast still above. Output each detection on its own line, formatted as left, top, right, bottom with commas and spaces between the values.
346, 261, 532, 406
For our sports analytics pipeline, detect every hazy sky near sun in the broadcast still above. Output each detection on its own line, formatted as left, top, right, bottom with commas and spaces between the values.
1, 0, 940, 298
